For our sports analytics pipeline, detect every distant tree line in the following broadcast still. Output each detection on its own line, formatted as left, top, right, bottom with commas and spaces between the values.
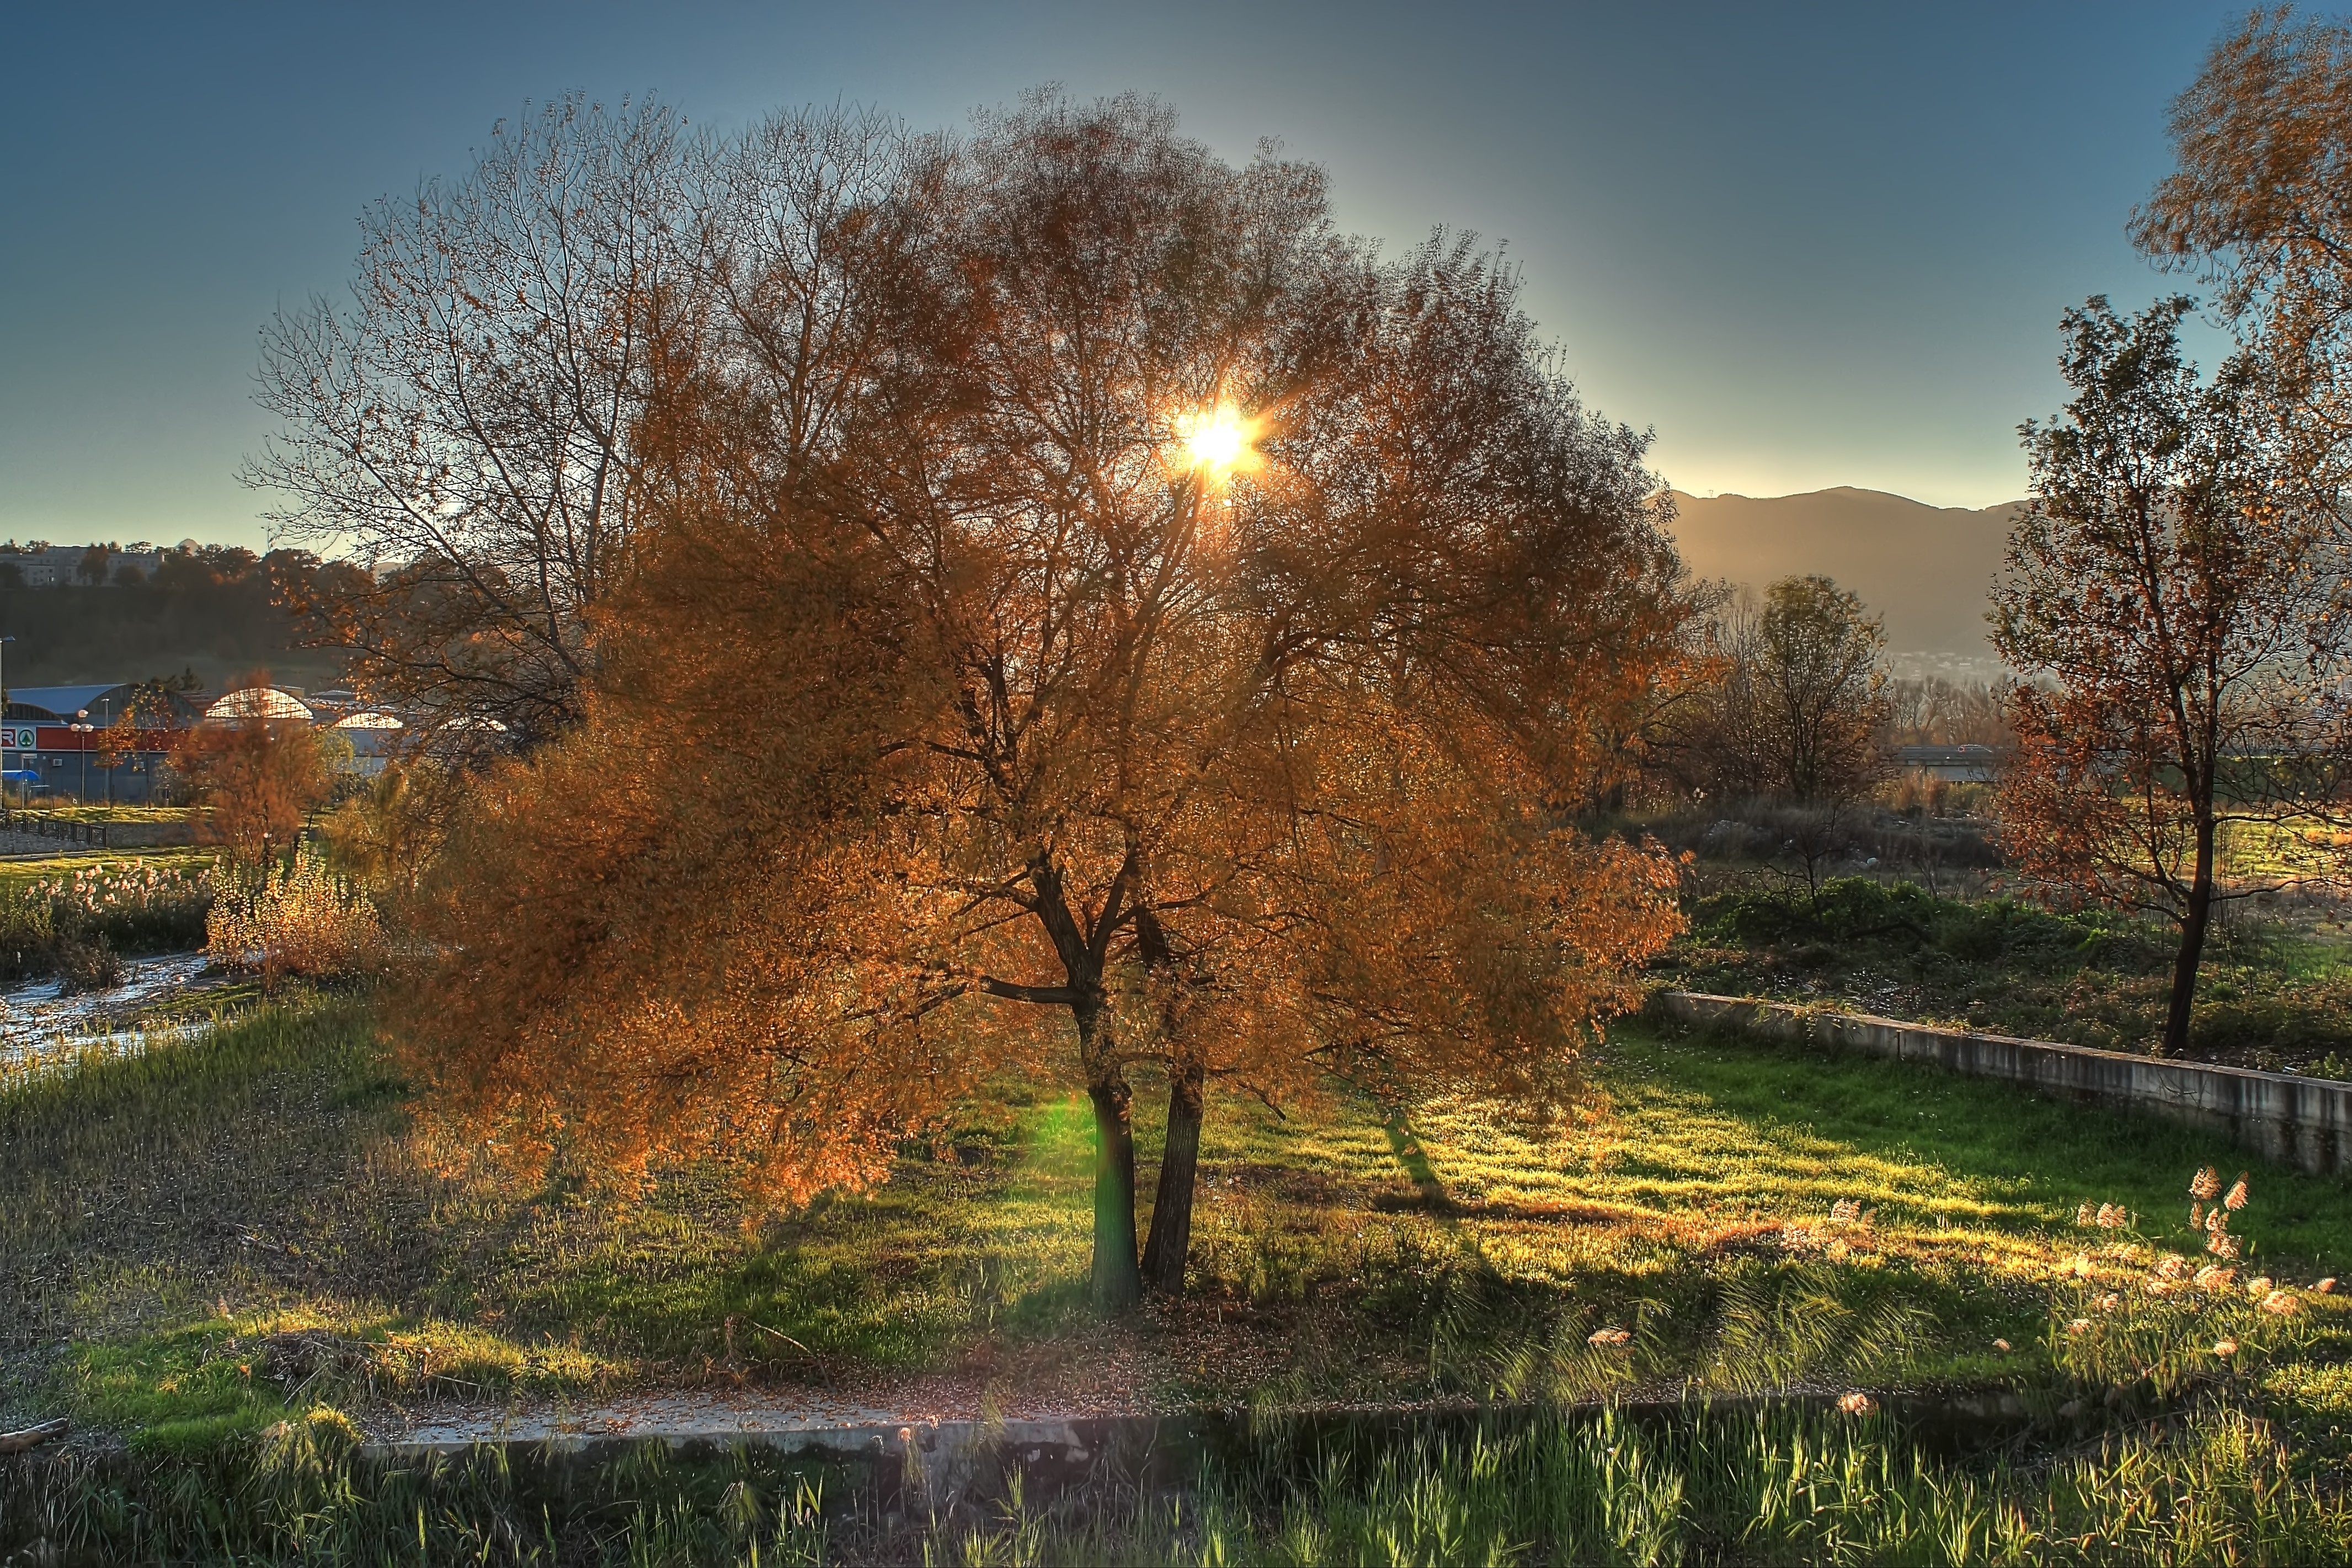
1886, 676, 2009, 750
0, 545, 362, 692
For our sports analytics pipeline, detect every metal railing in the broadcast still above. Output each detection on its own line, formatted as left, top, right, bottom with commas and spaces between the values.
0, 806, 107, 848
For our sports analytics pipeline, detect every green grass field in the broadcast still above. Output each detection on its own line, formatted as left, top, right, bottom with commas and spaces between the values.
7, 999, 2348, 1447
6, 998, 2352, 1562
1662, 876, 2352, 1075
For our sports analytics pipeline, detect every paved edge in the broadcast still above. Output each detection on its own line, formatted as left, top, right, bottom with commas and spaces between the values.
362, 1389, 2038, 1466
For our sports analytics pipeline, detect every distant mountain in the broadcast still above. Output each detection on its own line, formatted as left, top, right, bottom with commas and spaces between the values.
1664, 487, 2023, 667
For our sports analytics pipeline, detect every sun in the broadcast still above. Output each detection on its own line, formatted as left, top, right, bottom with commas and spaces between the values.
1175, 403, 1257, 479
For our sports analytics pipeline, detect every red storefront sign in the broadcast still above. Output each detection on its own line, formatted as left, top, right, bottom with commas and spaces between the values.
27, 727, 178, 751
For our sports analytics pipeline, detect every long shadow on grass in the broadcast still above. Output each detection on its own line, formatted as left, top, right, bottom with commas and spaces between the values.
493, 1090, 1107, 1375
1619, 1022, 2352, 1266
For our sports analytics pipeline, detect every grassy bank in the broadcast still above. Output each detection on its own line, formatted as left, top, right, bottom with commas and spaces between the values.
0, 850, 215, 989
4, 1396, 2349, 1565
1658, 876, 2352, 1075
6, 997, 2352, 1560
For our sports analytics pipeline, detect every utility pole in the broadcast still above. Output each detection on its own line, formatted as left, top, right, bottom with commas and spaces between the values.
0, 635, 14, 807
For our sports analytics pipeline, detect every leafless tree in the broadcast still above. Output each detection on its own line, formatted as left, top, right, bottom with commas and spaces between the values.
246, 94, 698, 749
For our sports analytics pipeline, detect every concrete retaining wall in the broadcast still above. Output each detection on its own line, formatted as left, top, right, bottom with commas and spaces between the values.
1656, 991, 2352, 1177
367, 1392, 2040, 1496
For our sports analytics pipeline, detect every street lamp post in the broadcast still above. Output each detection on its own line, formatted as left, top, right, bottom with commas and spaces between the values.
0, 634, 15, 808
71, 710, 90, 803
99, 696, 113, 807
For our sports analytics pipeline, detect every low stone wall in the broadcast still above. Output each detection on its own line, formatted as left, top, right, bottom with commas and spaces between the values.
1656, 991, 2352, 1178
367, 1391, 2040, 1491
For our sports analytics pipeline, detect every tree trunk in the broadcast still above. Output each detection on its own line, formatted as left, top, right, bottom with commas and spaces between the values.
1140, 1054, 1205, 1295
2163, 818, 2218, 1056
0, 1418, 67, 1455
1086, 1074, 1143, 1314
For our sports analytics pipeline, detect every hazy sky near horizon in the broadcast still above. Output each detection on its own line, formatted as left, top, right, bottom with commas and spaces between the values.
0, 1, 2276, 547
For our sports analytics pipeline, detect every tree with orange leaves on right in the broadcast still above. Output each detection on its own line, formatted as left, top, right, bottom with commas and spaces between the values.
1992, 294, 2352, 1057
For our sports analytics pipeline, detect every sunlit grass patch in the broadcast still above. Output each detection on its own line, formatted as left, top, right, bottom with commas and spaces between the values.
436, 1085, 1105, 1375
0, 846, 212, 897
65, 1321, 292, 1453
1160, 1022, 2352, 1403
58, 1306, 622, 1454
14, 804, 186, 826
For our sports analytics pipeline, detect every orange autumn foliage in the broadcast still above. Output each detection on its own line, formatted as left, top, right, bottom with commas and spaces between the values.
1994, 297, 2352, 1057
399, 94, 1699, 1310
172, 705, 332, 868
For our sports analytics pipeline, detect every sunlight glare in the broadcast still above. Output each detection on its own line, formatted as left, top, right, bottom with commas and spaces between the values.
1177, 403, 1255, 478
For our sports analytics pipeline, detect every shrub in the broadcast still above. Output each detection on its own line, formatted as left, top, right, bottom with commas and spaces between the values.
51, 935, 124, 993
30, 859, 217, 953
0, 859, 216, 985
1688, 876, 2165, 972
206, 851, 382, 988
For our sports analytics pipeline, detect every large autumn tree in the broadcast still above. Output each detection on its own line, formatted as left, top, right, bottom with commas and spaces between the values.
1993, 296, 2352, 1054
398, 95, 1694, 1313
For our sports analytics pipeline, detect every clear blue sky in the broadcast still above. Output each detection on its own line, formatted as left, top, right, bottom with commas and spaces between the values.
0, 1, 2268, 548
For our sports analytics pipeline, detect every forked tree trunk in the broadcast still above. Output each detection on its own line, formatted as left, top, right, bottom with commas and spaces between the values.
1139, 1054, 1205, 1295
1086, 1074, 1143, 1314
2163, 815, 2218, 1057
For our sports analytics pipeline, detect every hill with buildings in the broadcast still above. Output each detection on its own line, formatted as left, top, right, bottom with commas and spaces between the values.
1665, 487, 2022, 679
0, 542, 353, 695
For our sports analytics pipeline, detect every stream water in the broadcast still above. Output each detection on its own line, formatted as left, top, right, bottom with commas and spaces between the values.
0, 951, 221, 1070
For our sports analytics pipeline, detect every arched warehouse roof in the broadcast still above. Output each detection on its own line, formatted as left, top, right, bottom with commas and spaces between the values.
203, 686, 313, 723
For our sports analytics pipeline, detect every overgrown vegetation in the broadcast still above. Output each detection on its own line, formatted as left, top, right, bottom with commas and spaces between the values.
9, 1393, 2352, 1565
206, 849, 382, 989
1659, 875, 2352, 1073
0, 856, 213, 988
